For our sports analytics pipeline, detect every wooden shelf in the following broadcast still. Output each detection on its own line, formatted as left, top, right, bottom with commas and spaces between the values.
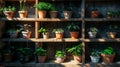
5, 0, 35, 2
1, 38, 82, 42
0, 18, 82, 22
85, 18, 120, 21
85, 38, 120, 42
0, 18, 36, 22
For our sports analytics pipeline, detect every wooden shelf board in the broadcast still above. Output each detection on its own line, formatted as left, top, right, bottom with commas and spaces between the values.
85, 38, 120, 42
5, 0, 35, 2
0, 18, 82, 22
1, 38, 82, 42
0, 18, 36, 22
85, 18, 120, 21
36, 18, 82, 22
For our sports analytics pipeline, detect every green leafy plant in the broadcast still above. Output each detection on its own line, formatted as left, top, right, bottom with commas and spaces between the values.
89, 27, 98, 33
66, 23, 80, 31
53, 28, 64, 33
90, 49, 100, 57
34, 47, 46, 56
67, 43, 82, 56
55, 51, 65, 58
19, 0, 26, 11
48, 4, 57, 11
102, 47, 115, 55
38, 27, 48, 33
108, 25, 119, 32
3, 6, 16, 11
35, 2, 51, 10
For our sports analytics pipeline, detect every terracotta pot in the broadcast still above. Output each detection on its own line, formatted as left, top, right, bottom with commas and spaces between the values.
49, 11, 58, 18
63, 11, 72, 19
42, 32, 49, 39
101, 53, 115, 63
22, 31, 32, 39
70, 32, 79, 39
3, 11, 14, 19
38, 10, 46, 18
73, 55, 82, 63
107, 32, 116, 39
4, 53, 12, 62
55, 57, 65, 63
55, 33, 63, 39
18, 11, 28, 18
37, 56, 46, 63
91, 11, 100, 18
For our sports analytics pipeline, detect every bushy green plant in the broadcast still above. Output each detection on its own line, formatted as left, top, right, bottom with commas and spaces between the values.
91, 49, 100, 57
17, 47, 31, 55
38, 27, 48, 33
67, 43, 82, 56
53, 28, 64, 33
48, 4, 57, 11
108, 25, 119, 32
55, 51, 65, 58
89, 27, 98, 33
34, 47, 46, 56
66, 23, 80, 31
102, 47, 115, 55
3, 6, 16, 11
35, 2, 50, 10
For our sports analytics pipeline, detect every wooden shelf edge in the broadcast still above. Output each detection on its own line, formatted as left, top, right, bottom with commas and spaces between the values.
1, 38, 82, 42
85, 18, 120, 21
85, 38, 120, 42
5, 0, 35, 2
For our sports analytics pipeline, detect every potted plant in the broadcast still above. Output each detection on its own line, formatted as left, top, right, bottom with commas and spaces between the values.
48, 4, 58, 18
90, 49, 100, 63
67, 23, 80, 39
17, 47, 31, 63
106, 10, 113, 19
107, 25, 118, 39
53, 28, 64, 39
34, 47, 46, 63
88, 27, 98, 38
101, 47, 115, 63
67, 43, 82, 63
63, 7, 73, 19
18, 0, 28, 18
35, 2, 50, 18
55, 50, 66, 63
38, 27, 49, 39
3, 6, 16, 19
90, 9, 100, 18
17, 24, 32, 39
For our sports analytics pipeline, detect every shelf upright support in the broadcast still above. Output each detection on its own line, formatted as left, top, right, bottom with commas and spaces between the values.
81, 0, 85, 66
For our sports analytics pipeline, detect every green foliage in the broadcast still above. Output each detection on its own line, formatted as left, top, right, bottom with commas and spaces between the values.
3, 49, 12, 54
17, 47, 31, 55
67, 43, 82, 56
53, 28, 64, 33
108, 25, 119, 32
35, 2, 51, 10
34, 47, 46, 56
19, 0, 26, 11
3, 6, 16, 11
89, 27, 98, 33
91, 49, 100, 57
38, 27, 48, 33
48, 4, 57, 11
102, 47, 115, 55
67, 23, 80, 31
55, 51, 65, 58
